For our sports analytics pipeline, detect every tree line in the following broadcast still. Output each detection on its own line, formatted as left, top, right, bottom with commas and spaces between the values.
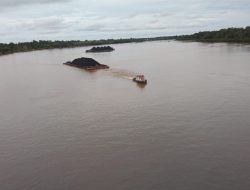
1, 26, 250, 56
0, 37, 173, 56
176, 26, 250, 43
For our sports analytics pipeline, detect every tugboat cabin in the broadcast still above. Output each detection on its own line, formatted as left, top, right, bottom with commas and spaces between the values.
133, 75, 147, 84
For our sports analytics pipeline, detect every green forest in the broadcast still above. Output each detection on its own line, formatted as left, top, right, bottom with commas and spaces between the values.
0, 37, 173, 56
176, 26, 250, 42
1, 26, 250, 56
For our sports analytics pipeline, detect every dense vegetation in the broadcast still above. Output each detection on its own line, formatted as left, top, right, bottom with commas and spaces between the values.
0, 37, 173, 56
176, 26, 250, 43
1, 26, 250, 56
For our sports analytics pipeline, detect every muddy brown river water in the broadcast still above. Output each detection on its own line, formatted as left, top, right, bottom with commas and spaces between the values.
0, 41, 250, 190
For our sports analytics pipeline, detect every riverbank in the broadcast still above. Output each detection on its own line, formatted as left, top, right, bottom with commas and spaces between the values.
175, 26, 250, 43
0, 36, 174, 56
1, 26, 249, 56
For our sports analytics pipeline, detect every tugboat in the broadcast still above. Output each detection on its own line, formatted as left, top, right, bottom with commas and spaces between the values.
133, 75, 147, 84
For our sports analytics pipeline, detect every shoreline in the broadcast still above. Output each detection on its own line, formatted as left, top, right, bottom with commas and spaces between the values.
0, 37, 174, 57
1, 27, 250, 56
1, 39, 250, 57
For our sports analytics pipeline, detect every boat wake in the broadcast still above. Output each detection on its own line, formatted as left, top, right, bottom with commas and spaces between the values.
103, 68, 147, 88
106, 69, 137, 80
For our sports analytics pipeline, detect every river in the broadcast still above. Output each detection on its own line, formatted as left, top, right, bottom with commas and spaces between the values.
0, 41, 250, 190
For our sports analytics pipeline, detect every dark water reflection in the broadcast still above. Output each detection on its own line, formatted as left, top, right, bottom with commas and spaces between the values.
0, 41, 250, 190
